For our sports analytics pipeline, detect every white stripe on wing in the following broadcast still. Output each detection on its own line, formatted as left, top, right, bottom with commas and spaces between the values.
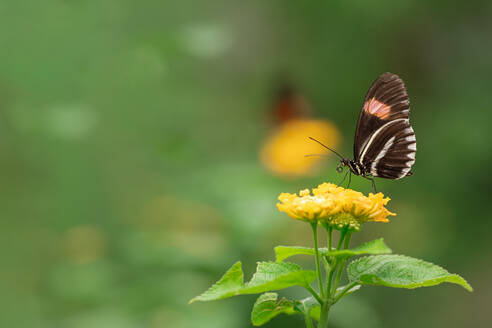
358, 118, 407, 163
370, 136, 396, 175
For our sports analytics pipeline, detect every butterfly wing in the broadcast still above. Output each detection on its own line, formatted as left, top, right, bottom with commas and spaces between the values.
354, 73, 416, 179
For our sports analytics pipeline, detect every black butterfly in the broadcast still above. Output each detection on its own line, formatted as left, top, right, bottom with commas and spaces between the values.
311, 72, 416, 192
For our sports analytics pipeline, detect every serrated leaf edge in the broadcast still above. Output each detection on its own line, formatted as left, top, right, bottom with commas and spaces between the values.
190, 261, 317, 303
189, 261, 243, 303
348, 255, 473, 292
251, 293, 296, 326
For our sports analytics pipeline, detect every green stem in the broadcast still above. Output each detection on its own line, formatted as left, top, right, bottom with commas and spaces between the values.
343, 232, 351, 249
325, 268, 335, 300
326, 229, 347, 296
324, 224, 332, 251
317, 301, 331, 328
303, 309, 314, 328
332, 233, 352, 294
304, 285, 323, 306
323, 225, 333, 292
332, 282, 359, 304
311, 222, 325, 298
336, 229, 347, 251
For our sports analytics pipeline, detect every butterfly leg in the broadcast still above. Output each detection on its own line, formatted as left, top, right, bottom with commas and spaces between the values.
337, 169, 349, 186
367, 176, 377, 193
361, 174, 377, 193
371, 177, 377, 193
347, 171, 352, 189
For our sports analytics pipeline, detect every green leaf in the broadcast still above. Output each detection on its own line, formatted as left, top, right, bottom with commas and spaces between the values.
335, 283, 361, 297
190, 261, 317, 303
347, 255, 472, 292
241, 262, 316, 294
189, 261, 243, 303
327, 238, 391, 257
275, 238, 391, 262
298, 296, 321, 322
309, 306, 321, 322
298, 295, 320, 309
250, 293, 296, 326
275, 246, 328, 262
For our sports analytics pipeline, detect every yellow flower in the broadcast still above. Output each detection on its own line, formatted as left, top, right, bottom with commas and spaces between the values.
276, 183, 396, 231
260, 119, 340, 177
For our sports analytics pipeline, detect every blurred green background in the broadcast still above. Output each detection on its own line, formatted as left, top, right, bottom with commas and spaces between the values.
1, 1, 491, 327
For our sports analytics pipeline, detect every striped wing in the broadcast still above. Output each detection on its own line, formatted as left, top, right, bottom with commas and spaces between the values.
354, 73, 416, 179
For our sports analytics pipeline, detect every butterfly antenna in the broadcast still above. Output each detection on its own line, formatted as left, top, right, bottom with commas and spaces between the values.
308, 137, 344, 159
304, 153, 331, 158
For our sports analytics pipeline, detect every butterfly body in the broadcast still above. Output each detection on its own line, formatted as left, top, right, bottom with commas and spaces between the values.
339, 158, 367, 176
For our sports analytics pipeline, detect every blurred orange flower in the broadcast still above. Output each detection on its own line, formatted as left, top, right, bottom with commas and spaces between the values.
260, 119, 340, 177
277, 183, 395, 231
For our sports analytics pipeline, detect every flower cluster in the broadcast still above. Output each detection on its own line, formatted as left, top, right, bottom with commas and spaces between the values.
277, 183, 395, 231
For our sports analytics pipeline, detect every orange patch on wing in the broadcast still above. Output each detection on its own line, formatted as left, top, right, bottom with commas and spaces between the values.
363, 97, 391, 119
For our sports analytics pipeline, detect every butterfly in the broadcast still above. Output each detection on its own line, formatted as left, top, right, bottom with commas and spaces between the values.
310, 72, 416, 192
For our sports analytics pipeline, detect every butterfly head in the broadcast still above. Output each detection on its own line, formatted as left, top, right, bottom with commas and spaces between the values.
336, 158, 351, 173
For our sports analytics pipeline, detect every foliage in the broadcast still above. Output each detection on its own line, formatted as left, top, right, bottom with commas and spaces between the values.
347, 255, 472, 291
190, 261, 316, 303
250, 293, 296, 326
192, 231, 472, 327
191, 184, 472, 327
275, 238, 392, 262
